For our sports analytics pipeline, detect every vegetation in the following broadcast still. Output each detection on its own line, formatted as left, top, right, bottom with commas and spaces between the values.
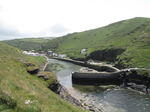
45, 63, 66, 73
2, 17, 150, 111
3, 17, 150, 68
0, 42, 86, 112
41, 17, 150, 69
3, 38, 53, 51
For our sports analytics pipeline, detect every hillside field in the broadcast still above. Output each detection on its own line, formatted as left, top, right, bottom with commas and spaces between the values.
0, 42, 86, 112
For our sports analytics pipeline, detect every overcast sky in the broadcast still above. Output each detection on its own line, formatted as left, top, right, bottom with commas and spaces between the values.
0, 0, 150, 41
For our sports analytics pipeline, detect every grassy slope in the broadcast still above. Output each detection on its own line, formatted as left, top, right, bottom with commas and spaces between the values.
58, 17, 149, 50
0, 42, 86, 112
3, 38, 52, 51
47, 17, 150, 68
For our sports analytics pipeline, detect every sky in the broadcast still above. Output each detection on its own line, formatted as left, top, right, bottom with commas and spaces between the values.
0, 0, 150, 41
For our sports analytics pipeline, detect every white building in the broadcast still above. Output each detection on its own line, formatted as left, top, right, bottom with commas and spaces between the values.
47, 51, 53, 56
53, 53, 58, 57
22, 51, 40, 57
58, 54, 67, 58
81, 49, 87, 54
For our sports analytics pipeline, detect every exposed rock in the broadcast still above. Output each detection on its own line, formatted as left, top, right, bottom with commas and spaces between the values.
87, 48, 125, 62
120, 69, 150, 94
25, 62, 40, 75
37, 74, 49, 80
27, 67, 40, 75
126, 83, 150, 93
25, 63, 35, 67
48, 80, 83, 107
48, 80, 101, 111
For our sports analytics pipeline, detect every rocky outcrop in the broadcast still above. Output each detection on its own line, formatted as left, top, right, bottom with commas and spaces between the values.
27, 67, 40, 75
48, 80, 98, 111
87, 48, 125, 62
37, 74, 49, 80
48, 80, 83, 107
26, 63, 40, 75
120, 69, 150, 94
126, 83, 150, 93
25, 61, 91, 111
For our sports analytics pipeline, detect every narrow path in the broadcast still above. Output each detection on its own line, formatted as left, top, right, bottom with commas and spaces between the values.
42, 62, 49, 71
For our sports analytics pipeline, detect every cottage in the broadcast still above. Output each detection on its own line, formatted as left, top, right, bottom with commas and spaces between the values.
53, 53, 58, 57
22, 51, 39, 57
58, 54, 67, 58
47, 51, 53, 56
81, 49, 87, 54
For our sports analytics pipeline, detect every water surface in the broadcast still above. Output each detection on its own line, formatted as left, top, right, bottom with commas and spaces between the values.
48, 59, 150, 112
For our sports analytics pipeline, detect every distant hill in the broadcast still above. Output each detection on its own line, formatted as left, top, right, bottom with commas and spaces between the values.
3, 38, 54, 51
43, 17, 150, 68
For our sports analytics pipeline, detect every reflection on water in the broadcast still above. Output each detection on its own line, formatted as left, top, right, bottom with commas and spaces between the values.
48, 59, 150, 112
72, 84, 117, 93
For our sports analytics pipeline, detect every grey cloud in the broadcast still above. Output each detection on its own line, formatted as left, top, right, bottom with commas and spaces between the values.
0, 20, 26, 40
0, 5, 3, 12
0, 7, 2, 12
0, 22, 70, 41
50, 24, 69, 34
0, 22, 21, 36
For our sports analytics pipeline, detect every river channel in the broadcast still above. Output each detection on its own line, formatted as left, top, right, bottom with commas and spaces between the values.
48, 59, 150, 112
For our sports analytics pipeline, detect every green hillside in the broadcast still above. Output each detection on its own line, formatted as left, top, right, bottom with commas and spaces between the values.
0, 42, 85, 112
44, 17, 150, 69
3, 17, 150, 69
4, 38, 53, 51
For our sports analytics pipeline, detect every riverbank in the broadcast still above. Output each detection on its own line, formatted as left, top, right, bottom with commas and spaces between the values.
37, 56, 100, 111
46, 58, 105, 112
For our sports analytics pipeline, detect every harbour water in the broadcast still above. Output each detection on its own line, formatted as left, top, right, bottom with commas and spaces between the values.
48, 59, 150, 112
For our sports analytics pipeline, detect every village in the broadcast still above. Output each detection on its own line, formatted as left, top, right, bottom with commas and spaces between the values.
22, 49, 115, 68
22, 49, 87, 59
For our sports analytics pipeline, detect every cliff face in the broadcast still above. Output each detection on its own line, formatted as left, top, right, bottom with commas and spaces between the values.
121, 69, 150, 94
87, 48, 125, 62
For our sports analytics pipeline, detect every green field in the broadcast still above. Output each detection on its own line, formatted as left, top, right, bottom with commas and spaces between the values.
0, 42, 86, 112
